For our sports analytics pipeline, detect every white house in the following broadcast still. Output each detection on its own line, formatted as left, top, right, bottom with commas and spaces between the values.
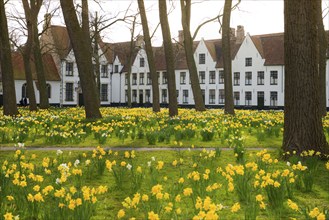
40, 22, 112, 106
5, 21, 327, 110
0, 52, 61, 106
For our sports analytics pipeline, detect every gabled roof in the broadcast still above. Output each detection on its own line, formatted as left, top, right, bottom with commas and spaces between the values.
251, 33, 284, 65
100, 41, 140, 72
203, 38, 242, 68
0, 52, 60, 81
49, 25, 72, 59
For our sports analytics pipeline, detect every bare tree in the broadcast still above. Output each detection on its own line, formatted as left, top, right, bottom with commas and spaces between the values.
316, 0, 327, 117
126, 15, 137, 108
60, 0, 102, 119
159, 0, 178, 117
138, 0, 160, 112
91, 12, 101, 104
221, 0, 237, 115
283, 0, 328, 155
0, 0, 19, 116
21, 0, 39, 111
29, 0, 49, 109
180, 0, 205, 111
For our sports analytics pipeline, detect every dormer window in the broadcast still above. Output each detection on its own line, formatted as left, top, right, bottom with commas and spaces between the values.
114, 65, 119, 73
66, 62, 73, 76
101, 65, 108, 78
245, 57, 252, 66
140, 57, 145, 67
199, 53, 205, 64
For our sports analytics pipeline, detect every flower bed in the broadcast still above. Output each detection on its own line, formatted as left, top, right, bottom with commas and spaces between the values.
0, 146, 328, 219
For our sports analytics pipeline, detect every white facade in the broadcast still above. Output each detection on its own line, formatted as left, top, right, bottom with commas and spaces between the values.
231, 35, 284, 107
14, 80, 60, 105
21, 26, 327, 109
61, 46, 112, 106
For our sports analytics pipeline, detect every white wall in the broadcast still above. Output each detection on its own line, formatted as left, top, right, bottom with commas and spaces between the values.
61, 45, 112, 106
232, 34, 284, 107
15, 80, 60, 105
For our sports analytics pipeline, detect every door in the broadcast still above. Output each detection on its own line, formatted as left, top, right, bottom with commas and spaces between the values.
78, 93, 84, 106
257, 91, 264, 110
139, 90, 143, 104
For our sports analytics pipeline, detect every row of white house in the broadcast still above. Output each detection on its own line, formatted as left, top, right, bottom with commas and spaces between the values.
0, 23, 328, 109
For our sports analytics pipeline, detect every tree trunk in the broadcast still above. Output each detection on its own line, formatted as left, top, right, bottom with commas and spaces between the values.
93, 37, 101, 104
0, 0, 19, 116
180, 0, 205, 112
282, 0, 329, 155
222, 0, 235, 115
126, 17, 137, 108
316, 0, 327, 117
138, 0, 160, 113
126, 57, 132, 108
33, 24, 49, 109
159, 0, 178, 117
92, 13, 101, 104
22, 46, 38, 111
60, 0, 102, 119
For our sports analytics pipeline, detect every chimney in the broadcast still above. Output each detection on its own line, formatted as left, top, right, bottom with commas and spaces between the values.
236, 25, 245, 44
230, 27, 236, 39
135, 35, 144, 48
178, 30, 184, 43
43, 13, 51, 32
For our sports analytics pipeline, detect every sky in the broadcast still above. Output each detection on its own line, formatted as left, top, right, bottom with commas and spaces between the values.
87, 0, 329, 46
86, 0, 288, 45
6, 0, 329, 46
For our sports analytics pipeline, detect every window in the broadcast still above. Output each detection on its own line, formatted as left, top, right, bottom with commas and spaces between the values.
132, 73, 137, 85
147, 72, 151, 85
125, 90, 128, 102
234, 92, 240, 105
245, 72, 252, 85
209, 71, 216, 84
140, 57, 145, 67
245, 57, 252, 66
245, 91, 252, 106
162, 89, 167, 103
66, 62, 73, 76
234, 72, 240, 86
132, 90, 137, 102
65, 83, 74, 101
114, 65, 119, 73
162, 72, 167, 84
100, 84, 108, 101
139, 73, 144, 85
270, 71, 278, 85
218, 70, 224, 84
183, 90, 189, 104
270, 91, 278, 106
199, 53, 205, 64
199, 71, 205, 84
180, 72, 186, 84
257, 71, 264, 85
219, 89, 225, 104
47, 84, 51, 98
145, 89, 151, 103
101, 65, 108, 78
209, 89, 215, 104
125, 73, 128, 85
